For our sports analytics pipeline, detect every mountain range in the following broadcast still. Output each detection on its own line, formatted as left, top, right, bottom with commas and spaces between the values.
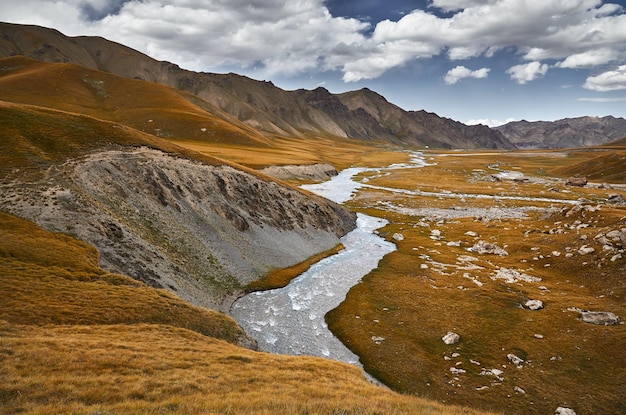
0, 22, 516, 150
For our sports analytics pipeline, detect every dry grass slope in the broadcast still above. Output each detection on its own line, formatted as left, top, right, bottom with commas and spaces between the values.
0, 213, 499, 415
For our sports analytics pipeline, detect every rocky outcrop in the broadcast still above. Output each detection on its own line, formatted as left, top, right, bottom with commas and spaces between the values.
1, 147, 356, 311
259, 163, 338, 181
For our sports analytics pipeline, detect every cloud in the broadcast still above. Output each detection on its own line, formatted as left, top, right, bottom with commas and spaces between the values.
583, 65, 626, 91
578, 96, 626, 102
444, 66, 490, 85
466, 117, 518, 127
0, 0, 625, 83
506, 61, 549, 84
556, 48, 620, 68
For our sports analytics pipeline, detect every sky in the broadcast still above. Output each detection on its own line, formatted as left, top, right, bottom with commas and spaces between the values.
2, 0, 626, 126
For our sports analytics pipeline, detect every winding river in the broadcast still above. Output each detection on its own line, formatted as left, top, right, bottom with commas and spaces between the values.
229, 155, 432, 365
230, 151, 580, 367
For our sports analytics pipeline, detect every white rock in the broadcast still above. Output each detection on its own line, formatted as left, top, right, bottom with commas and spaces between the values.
470, 240, 508, 256
507, 353, 524, 366
449, 367, 466, 375
555, 407, 577, 415
442, 332, 460, 345
392, 233, 404, 241
492, 268, 541, 284
465, 231, 478, 237
610, 253, 622, 262
514, 386, 526, 394
578, 245, 595, 255
525, 299, 544, 310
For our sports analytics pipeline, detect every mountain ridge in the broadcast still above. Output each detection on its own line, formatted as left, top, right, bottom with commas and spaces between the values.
496, 115, 626, 149
0, 21, 515, 150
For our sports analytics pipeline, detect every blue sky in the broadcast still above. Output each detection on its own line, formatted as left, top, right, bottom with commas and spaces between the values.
2, 0, 626, 126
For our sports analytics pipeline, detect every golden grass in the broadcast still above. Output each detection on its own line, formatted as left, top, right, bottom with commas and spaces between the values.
0, 322, 498, 415
327, 151, 626, 414
174, 135, 405, 170
0, 212, 499, 415
245, 244, 345, 292
0, 56, 270, 148
0, 212, 246, 343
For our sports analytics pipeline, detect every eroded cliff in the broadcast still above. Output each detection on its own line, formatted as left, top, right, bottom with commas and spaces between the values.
2, 147, 356, 311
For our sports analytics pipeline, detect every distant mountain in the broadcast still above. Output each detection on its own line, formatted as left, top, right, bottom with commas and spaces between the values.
0, 22, 515, 150
495, 116, 626, 149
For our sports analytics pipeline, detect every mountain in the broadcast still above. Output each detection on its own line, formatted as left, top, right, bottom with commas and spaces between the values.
0, 22, 515, 150
0, 75, 356, 312
495, 116, 626, 149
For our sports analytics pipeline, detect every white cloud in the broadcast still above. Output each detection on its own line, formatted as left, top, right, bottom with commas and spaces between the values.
467, 118, 518, 127
444, 66, 490, 85
0, 0, 625, 83
506, 61, 549, 84
578, 96, 626, 102
556, 48, 619, 68
584, 65, 626, 91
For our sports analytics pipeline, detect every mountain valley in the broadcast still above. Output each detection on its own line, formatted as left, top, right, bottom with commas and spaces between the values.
1, 22, 625, 415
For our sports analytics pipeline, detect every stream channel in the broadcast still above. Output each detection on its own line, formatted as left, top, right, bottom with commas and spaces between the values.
230, 151, 581, 369
230, 153, 431, 369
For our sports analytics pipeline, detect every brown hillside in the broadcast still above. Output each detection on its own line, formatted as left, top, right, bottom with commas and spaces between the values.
0, 22, 515, 150
0, 55, 271, 148
551, 150, 626, 183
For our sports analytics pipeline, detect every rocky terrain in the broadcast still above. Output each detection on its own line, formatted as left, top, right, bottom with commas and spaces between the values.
496, 116, 626, 148
0, 22, 514, 150
1, 147, 355, 311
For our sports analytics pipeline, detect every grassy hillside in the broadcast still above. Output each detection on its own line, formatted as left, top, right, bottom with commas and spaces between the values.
551, 150, 626, 183
0, 214, 498, 415
0, 56, 271, 147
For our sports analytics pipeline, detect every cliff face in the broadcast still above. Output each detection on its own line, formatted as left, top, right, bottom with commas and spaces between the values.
1, 147, 356, 311
0, 22, 515, 150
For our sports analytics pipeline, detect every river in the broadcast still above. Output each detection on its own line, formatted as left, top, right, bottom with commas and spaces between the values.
228, 155, 432, 365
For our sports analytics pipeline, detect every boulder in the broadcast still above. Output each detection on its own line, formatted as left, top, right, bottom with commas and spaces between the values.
579, 311, 620, 326
555, 407, 577, 415
524, 299, 544, 310
442, 332, 460, 345
470, 240, 508, 256
566, 177, 587, 187
607, 193, 625, 204
577, 245, 595, 255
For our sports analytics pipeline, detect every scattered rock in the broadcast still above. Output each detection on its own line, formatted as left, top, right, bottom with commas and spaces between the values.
470, 240, 508, 256
524, 299, 544, 310
555, 407, 577, 415
566, 177, 587, 187
449, 367, 466, 375
507, 353, 524, 366
577, 245, 595, 255
442, 332, 460, 345
578, 311, 620, 326
514, 386, 526, 394
492, 268, 542, 284
607, 193, 625, 204
392, 232, 404, 241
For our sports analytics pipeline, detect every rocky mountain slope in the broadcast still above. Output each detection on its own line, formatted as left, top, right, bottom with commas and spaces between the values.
0, 22, 514, 150
0, 100, 356, 312
496, 116, 626, 148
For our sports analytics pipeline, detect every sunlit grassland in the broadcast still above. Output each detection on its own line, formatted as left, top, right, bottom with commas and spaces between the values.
174, 135, 407, 170
0, 322, 498, 415
326, 150, 626, 415
0, 214, 499, 415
